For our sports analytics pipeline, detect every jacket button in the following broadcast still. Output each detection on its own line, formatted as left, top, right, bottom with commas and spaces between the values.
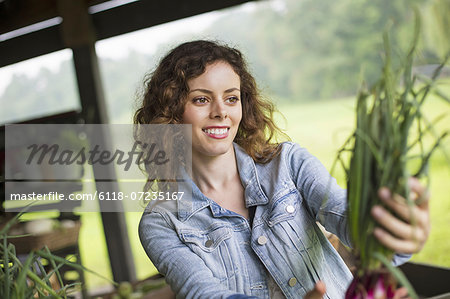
205, 240, 214, 248
288, 277, 297, 287
257, 235, 268, 245
285, 205, 295, 213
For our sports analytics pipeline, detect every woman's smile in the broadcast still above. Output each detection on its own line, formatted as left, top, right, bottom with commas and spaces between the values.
202, 126, 230, 139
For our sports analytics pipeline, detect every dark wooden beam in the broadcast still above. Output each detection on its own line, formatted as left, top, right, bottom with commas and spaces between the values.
58, 0, 136, 283
0, 0, 59, 35
0, 0, 106, 35
93, 0, 256, 40
0, 25, 64, 68
0, 0, 254, 68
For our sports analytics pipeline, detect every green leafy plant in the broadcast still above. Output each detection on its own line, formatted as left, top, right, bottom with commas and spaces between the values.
0, 211, 114, 299
331, 9, 449, 299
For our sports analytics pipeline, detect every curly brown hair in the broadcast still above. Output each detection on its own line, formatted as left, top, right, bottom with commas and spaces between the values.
134, 40, 288, 165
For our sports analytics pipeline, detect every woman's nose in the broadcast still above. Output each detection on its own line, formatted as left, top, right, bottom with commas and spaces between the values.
209, 100, 228, 119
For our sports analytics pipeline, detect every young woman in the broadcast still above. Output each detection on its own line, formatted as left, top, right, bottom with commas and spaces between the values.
135, 40, 430, 299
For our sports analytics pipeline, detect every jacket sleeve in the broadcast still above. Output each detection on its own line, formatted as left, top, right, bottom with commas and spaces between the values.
285, 142, 351, 246
138, 210, 260, 299
285, 142, 411, 265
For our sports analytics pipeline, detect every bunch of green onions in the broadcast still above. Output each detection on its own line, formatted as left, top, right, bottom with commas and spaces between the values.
332, 12, 449, 299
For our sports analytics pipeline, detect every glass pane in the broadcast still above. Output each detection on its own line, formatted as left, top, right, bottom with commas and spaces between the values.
0, 49, 80, 124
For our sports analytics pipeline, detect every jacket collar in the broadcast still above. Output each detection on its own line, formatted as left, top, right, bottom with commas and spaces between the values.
233, 143, 269, 207
177, 143, 268, 222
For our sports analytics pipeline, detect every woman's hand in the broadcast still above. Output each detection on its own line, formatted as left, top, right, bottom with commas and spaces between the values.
371, 177, 430, 254
304, 281, 326, 299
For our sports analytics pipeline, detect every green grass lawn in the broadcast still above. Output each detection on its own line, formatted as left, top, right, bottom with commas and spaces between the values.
76, 94, 450, 290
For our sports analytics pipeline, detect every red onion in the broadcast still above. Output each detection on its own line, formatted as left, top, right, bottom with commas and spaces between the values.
345, 270, 396, 299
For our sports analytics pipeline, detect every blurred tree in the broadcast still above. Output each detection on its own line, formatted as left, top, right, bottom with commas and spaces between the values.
204, 0, 441, 101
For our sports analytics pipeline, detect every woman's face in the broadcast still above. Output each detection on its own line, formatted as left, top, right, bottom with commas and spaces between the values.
182, 61, 242, 159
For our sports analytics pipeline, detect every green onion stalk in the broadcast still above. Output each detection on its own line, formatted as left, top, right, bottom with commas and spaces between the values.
335, 10, 450, 299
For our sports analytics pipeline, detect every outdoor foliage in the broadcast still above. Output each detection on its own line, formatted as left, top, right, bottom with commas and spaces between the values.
0, 212, 112, 298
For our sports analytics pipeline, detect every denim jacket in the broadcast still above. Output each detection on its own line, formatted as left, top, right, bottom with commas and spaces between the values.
139, 142, 410, 299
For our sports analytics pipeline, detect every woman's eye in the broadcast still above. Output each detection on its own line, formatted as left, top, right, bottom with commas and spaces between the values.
193, 97, 208, 104
225, 96, 239, 104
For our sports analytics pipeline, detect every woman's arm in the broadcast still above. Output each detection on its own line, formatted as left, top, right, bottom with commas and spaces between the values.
285, 142, 350, 244
139, 210, 259, 299
285, 142, 430, 259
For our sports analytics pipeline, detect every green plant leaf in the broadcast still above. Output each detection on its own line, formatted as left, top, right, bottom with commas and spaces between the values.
373, 252, 418, 299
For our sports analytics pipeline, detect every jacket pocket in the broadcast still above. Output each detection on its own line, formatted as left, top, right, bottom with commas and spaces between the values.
266, 188, 300, 227
179, 225, 232, 252
179, 225, 236, 284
